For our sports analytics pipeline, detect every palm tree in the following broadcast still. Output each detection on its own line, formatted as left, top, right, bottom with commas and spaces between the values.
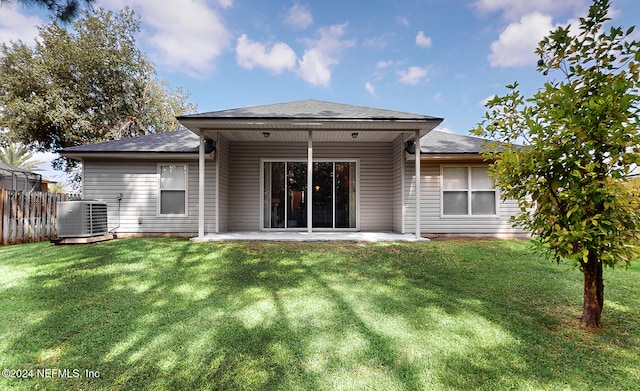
48, 181, 68, 194
0, 144, 45, 172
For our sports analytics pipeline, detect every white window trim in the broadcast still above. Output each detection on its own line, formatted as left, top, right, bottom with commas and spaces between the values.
440, 165, 500, 218
157, 163, 189, 217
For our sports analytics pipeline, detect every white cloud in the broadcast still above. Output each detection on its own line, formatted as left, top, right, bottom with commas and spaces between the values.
362, 35, 388, 49
396, 16, 410, 27
236, 34, 297, 74
365, 82, 375, 97
102, 0, 232, 76
234, 23, 354, 87
397, 66, 428, 85
284, 2, 313, 30
415, 31, 432, 48
628, 26, 640, 43
376, 60, 394, 68
433, 92, 443, 103
607, 6, 622, 20
0, 4, 43, 45
373, 60, 393, 81
1, 1, 233, 77
472, 0, 587, 21
217, 0, 233, 9
488, 12, 554, 67
298, 48, 332, 86
298, 23, 355, 87
480, 94, 497, 106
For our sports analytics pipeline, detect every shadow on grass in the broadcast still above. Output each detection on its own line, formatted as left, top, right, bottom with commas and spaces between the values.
1, 239, 638, 390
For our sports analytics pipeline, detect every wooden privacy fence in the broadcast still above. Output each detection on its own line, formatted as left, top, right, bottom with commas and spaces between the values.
0, 189, 80, 245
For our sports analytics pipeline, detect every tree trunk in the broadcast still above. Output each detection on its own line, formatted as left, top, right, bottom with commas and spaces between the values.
581, 250, 604, 328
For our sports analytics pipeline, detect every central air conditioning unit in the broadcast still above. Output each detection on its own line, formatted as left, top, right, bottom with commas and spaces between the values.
56, 200, 109, 238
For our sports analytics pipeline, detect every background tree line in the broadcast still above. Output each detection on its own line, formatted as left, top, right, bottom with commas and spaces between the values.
0, 3, 196, 184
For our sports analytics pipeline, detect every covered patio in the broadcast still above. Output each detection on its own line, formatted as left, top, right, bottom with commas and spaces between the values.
176, 99, 443, 240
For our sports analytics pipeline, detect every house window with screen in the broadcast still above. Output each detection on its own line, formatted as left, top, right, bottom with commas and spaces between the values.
442, 166, 497, 216
158, 164, 188, 216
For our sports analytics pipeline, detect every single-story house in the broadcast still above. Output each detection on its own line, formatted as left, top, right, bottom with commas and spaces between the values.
60, 99, 527, 239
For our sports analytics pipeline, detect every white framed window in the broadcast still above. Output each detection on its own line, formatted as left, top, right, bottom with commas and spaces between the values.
158, 163, 188, 216
441, 166, 498, 216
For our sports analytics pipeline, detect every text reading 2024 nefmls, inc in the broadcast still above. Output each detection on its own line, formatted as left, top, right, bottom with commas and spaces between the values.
2, 368, 100, 379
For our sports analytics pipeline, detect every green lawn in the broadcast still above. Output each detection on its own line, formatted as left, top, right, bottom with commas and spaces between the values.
0, 239, 638, 390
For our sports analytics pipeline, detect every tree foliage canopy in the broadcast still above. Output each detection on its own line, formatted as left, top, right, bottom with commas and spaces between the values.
472, 0, 640, 327
0, 7, 197, 156
0, 0, 95, 22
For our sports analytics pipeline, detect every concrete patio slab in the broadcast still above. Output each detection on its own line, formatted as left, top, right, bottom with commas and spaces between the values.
190, 232, 429, 243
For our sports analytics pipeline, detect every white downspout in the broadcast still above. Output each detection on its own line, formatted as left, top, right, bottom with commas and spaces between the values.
307, 130, 313, 235
215, 133, 220, 233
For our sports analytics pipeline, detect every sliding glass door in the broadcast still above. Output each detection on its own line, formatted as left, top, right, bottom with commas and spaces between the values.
263, 160, 357, 230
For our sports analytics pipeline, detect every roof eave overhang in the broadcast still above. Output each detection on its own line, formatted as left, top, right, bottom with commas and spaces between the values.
419, 153, 488, 161
178, 117, 443, 138
60, 152, 200, 161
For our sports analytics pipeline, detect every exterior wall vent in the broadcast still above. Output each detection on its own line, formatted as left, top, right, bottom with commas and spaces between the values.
56, 201, 108, 238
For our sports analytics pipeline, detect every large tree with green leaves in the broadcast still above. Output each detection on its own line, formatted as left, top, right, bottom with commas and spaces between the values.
472, 0, 640, 329
0, 7, 196, 178
0, 0, 95, 22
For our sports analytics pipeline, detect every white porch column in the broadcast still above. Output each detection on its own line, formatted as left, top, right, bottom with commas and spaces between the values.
415, 130, 421, 239
307, 130, 313, 234
214, 134, 219, 233
198, 131, 205, 238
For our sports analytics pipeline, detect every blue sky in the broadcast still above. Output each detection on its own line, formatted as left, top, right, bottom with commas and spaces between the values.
1, 0, 640, 184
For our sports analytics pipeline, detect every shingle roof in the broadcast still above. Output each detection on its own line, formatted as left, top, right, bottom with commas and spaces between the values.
59, 128, 488, 155
0, 160, 34, 174
178, 99, 441, 121
60, 128, 199, 154
420, 130, 488, 154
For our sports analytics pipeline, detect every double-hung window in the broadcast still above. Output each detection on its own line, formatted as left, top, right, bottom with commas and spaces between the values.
442, 166, 498, 216
158, 164, 188, 216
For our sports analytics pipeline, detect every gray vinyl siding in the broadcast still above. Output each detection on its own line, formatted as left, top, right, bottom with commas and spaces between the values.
217, 135, 230, 232
227, 143, 305, 231
227, 142, 394, 231
404, 160, 528, 238
82, 159, 215, 234
80, 146, 525, 237
392, 135, 405, 233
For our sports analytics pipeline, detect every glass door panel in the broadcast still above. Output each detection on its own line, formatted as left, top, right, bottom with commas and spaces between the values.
286, 162, 307, 228
335, 162, 356, 228
264, 162, 285, 228
312, 162, 333, 228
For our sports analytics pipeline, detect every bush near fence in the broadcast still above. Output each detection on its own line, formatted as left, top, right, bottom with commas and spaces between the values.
0, 189, 80, 245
